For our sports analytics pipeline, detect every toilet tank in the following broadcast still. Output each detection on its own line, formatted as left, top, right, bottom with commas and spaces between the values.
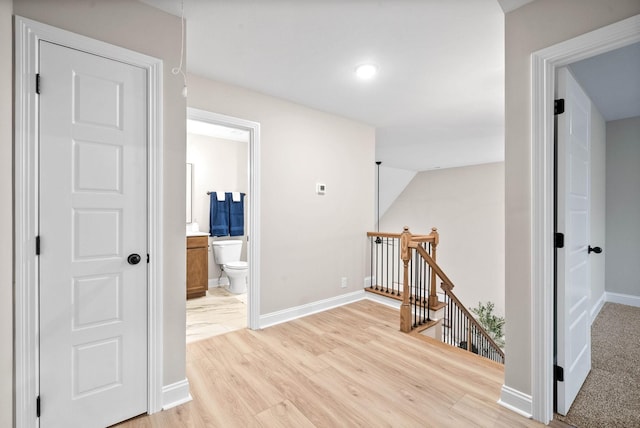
211, 240, 242, 265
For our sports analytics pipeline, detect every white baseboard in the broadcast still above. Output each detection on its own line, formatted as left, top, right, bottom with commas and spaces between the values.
259, 290, 365, 329
606, 291, 640, 308
498, 385, 532, 419
363, 290, 402, 309
591, 292, 606, 324
162, 378, 192, 410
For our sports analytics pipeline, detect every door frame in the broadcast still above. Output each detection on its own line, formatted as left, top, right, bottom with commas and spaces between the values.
530, 14, 640, 424
187, 107, 261, 329
14, 17, 164, 426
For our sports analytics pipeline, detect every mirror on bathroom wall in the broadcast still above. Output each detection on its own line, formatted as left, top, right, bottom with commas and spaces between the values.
186, 163, 193, 223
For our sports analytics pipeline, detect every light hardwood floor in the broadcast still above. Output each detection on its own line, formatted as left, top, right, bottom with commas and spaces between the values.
116, 300, 546, 427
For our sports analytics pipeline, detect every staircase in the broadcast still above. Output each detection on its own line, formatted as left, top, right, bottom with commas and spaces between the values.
366, 227, 505, 364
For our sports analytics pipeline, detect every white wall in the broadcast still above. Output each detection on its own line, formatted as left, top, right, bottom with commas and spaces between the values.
505, 0, 640, 402
187, 134, 248, 279
13, 0, 188, 388
589, 103, 606, 312
187, 73, 375, 314
380, 162, 505, 316
605, 116, 640, 297
1, 0, 13, 425
377, 165, 417, 220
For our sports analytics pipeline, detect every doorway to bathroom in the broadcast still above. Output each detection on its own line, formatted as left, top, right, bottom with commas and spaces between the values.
185, 108, 261, 343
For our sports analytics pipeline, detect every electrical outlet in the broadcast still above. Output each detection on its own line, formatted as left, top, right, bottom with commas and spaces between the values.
341, 277, 348, 288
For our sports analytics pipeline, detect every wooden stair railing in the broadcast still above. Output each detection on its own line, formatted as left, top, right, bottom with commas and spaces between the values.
440, 282, 505, 364
366, 227, 439, 304
367, 226, 505, 364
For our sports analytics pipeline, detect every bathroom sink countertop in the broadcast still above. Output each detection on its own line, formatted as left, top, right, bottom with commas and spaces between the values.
186, 231, 209, 237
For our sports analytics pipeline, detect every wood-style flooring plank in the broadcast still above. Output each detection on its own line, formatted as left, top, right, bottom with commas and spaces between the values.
253, 399, 315, 428
115, 300, 543, 428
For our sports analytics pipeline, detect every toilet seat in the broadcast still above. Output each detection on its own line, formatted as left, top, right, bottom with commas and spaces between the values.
224, 261, 248, 270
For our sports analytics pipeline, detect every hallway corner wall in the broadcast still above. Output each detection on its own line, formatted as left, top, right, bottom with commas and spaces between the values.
605, 116, 640, 297
1, 1, 14, 426
504, 0, 640, 403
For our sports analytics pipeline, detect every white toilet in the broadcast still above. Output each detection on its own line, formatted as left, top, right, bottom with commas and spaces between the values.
211, 240, 248, 294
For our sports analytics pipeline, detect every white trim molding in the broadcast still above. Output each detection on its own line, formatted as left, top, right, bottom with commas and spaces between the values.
162, 379, 192, 410
14, 17, 164, 426
187, 108, 261, 330
530, 14, 640, 425
260, 290, 365, 329
591, 292, 607, 323
606, 292, 640, 308
363, 291, 402, 310
499, 385, 533, 419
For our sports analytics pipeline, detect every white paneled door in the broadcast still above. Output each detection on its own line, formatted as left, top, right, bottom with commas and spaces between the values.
39, 41, 148, 427
556, 67, 592, 415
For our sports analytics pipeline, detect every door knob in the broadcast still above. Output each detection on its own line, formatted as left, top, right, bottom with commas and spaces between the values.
588, 246, 602, 254
127, 253, 142, 265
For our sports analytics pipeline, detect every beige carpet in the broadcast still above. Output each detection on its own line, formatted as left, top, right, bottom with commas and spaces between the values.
559, 302, 640, 428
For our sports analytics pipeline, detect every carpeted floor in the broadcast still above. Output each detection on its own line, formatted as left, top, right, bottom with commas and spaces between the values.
559, 302, 640, 428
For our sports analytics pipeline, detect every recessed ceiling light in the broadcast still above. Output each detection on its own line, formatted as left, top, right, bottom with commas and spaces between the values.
355, 63, 378, 80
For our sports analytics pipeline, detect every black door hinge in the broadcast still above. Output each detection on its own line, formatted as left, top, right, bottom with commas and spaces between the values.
555, 232, 564, 249
147, 254, 150, 264
36, 74, 41, 95
555, 365, 564, 382
36, 236, 41, 255
554, 99, 565, 115
36, 396, 41, 417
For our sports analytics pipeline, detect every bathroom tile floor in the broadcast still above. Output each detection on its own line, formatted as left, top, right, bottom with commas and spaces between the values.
186, 287, 247, 343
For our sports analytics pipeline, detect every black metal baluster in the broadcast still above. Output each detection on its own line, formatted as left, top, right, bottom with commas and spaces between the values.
420, 256, 425, 323
415, 255, 420, 326
390, 238, 395, 295
369, 237, 374, 289
376, 236, 382, 290
382, 238, 389, 293
396, 239, 401, 296
446, 294, 451, 345
458, 305, 463, 348
412, 255, 420, 327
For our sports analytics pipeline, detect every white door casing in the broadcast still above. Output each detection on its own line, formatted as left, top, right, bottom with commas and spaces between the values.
14, 17, 164, 427
527, 14, 640, 424
555, 67, 592, 415
39, 41, 148, 427
186, 108, 261, 330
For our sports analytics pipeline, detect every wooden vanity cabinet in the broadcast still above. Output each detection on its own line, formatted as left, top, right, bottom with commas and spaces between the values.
186, 236, 208, 299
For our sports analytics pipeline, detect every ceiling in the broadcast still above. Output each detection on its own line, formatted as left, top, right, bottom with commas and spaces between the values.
570, 42, 640, 122
142, 0, 637, 172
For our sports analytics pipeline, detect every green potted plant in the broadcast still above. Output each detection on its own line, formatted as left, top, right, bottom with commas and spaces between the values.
470, 301, 505, 350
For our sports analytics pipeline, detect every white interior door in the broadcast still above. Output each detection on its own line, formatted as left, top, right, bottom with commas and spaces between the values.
556, 67, 592, 415
39, 41, 148, 427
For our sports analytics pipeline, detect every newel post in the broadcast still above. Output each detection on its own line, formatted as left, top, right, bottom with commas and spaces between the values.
429, 227, 440, 308
400, 226, 412, 332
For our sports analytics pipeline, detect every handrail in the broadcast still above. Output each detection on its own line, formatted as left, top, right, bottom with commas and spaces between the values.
441, 282, 505, 362
411, 242, 454, 291
366, 226, 504, 363
400, 226, 504, 363
399, 227, 441, 331
367, 230, 437, 243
